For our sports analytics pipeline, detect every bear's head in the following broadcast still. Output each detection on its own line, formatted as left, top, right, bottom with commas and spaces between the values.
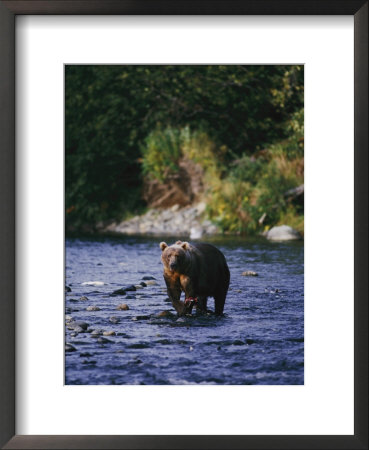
160, 241, 190, 272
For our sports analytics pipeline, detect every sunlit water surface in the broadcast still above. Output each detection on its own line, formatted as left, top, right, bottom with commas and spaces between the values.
65, 235, 304, 385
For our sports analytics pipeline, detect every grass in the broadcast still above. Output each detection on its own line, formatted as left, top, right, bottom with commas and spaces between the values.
141, 117, 304, 236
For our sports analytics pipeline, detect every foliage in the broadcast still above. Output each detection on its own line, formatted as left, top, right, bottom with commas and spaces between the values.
204, 117, 304, 234
65, 65, 304, 232
141, 128, 187, 182
141, 125, 223, 182
141, 122, 304, 235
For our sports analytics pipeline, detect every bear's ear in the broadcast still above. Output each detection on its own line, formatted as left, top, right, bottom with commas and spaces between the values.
160, 242, 168, 251
175, 240, 182, 245
181, 241, 190, 250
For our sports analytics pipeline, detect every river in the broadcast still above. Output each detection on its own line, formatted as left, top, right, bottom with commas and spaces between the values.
65, 235, 304, 385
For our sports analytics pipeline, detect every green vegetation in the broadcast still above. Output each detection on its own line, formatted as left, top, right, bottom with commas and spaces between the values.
66, 65, 304, 234
141, 118, 304, 234
141, 128, 185, 182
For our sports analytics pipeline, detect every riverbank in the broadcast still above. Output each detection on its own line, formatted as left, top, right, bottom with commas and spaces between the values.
101, 202, 302, 241
102, 202, 220, 239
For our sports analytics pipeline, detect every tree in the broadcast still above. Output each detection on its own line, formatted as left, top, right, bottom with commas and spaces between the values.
65, 65, 303, 230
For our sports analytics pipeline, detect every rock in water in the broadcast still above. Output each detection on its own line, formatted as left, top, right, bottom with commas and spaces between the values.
91, 329, 103, 337
81, 281, 105, 286
110, 288, 126, 296
67, 321, 89, 331
265, 225, 302, 241
133, 315, 150, 321
65, 344, 76, 352
157, 310, 174, 318
86, 305, 101, 311
98, 337, 113, 344
116, 304, 129, 311
123, 285, 137, 292
109, 316, 121, 324
70, 326, 84, 333
103, 330, 116, 336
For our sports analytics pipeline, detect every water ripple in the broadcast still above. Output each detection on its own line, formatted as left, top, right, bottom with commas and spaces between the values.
65, 235, 304, 385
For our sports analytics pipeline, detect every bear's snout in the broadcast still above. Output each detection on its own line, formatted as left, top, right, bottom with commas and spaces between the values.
169, 260, 178, 270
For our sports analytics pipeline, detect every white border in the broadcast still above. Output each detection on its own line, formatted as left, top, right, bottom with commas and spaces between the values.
16, 16, 354, 435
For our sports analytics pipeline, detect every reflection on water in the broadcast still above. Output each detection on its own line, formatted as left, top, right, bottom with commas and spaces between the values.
65, 235, 304, 385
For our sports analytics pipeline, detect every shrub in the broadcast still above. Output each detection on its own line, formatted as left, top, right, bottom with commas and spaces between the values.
140, 119, 304, 236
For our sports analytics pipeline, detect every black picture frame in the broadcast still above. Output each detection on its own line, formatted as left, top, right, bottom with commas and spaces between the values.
0, 1, 367, 449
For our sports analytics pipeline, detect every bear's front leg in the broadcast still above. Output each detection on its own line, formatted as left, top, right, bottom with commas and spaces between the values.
180, 275, 197, 314
163, 273, 187, 316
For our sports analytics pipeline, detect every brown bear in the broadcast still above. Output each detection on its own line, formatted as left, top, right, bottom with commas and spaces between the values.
160, 240, 230, 316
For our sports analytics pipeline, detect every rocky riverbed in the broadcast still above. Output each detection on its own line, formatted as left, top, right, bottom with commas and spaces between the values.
65, 235, 304, 385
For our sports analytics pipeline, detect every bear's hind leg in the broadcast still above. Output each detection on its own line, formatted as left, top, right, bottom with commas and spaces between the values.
196, 296, 208, 313
214, 264, 230, 315
214, 292, 226, 316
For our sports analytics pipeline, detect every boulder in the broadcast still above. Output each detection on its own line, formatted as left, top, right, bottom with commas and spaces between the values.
265, 225, 302, 241
190, 225, 204, 240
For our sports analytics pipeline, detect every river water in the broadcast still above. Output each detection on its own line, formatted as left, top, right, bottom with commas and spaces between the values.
65, 235, 304, 385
